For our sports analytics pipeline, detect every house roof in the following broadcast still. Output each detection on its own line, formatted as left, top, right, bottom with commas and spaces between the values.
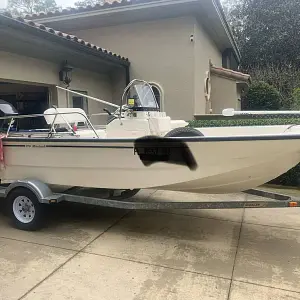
24, 0, 155, 19
0, 12, 129, 65
23, 0, 240, 62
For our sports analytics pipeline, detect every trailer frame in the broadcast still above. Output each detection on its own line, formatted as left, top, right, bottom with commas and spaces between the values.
0, 179, 299, 231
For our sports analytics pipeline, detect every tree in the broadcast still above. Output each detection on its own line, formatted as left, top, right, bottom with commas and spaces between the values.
7, 0, 60, 16
74, 0, 98, 7
220, 0, 244, 41
222, 0, 300, 70
244, 63, 300, 109
291, 88, 300, 110
221, 0, 300, 109
73, 0, 114, 8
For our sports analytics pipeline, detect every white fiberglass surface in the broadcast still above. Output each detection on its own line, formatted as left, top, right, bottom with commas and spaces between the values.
196, 125, 300, 137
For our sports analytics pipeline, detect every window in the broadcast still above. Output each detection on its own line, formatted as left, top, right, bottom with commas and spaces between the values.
222, 48, 239, 71
72, 91, 88, 114
71, 91, 88, 126
150, 83, 163, 111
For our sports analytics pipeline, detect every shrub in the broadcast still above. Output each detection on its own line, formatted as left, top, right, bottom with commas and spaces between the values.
242, 81, 281, 110
189, 117, 300, 187
188, 118, 300, 128
245, 64, 300, 109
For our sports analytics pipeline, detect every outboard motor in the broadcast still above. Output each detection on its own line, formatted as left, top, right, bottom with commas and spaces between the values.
0, 99, 19, 130
0, 99, 19, 116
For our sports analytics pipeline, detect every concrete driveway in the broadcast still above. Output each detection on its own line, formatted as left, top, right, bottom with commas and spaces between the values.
0, 189, 300, 300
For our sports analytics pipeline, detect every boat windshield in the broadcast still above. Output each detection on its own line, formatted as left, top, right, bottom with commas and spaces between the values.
124, 80, 159, 111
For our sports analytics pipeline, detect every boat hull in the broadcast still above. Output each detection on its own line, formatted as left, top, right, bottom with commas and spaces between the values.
2, 131, 300, 194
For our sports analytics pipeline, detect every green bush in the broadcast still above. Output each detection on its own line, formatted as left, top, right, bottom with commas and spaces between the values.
246, 64, 300, 109
188, 118, 300, 128
243, 81, 281, 110
189, 117, 300, 187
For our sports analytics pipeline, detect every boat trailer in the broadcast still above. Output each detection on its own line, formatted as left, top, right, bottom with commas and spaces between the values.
0, 179, 299, 231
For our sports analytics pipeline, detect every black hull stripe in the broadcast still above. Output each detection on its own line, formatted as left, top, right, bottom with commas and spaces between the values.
4, 145, 134, 149
3, 134, 300, 144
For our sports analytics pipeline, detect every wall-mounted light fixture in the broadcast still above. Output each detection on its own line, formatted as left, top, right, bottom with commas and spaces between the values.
59, 60, 73, 87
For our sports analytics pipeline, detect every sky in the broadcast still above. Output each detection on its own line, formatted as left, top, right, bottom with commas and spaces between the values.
56, 0, 78, 8
0, 0, 7, 9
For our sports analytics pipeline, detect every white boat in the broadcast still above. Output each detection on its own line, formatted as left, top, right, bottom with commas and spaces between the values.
1, 79, 300, 195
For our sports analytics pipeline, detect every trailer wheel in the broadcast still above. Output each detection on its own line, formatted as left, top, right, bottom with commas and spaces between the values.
165, 127, 204, 137
7, 188, 46, 231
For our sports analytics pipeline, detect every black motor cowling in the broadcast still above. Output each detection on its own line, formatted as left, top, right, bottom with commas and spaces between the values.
0, 99, 19, 117
0, 99, 19, 130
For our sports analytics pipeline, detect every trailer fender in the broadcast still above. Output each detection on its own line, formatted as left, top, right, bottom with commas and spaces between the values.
5, 179, 53, 203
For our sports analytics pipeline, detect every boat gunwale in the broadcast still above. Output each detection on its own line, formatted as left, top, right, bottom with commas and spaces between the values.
3, 133, 300, 144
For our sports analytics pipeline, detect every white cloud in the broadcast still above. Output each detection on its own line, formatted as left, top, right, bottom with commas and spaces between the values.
0, 0, 7, 9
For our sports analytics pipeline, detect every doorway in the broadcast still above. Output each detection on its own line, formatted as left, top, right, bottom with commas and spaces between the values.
0, 82, 49, 129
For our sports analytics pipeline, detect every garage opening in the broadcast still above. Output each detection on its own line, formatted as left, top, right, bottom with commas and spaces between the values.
0, 82, 49, 130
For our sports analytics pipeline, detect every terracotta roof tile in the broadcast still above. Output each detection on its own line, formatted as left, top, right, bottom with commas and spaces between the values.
24, 0, 151, 19
210, 64, 251, 83
0, 12, 129, 64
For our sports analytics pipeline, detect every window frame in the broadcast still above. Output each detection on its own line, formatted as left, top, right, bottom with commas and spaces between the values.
70, 90, 89, 114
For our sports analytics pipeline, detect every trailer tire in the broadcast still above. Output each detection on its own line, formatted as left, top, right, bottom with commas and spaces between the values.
165, 127, 204, 137
6, 188, 46, 231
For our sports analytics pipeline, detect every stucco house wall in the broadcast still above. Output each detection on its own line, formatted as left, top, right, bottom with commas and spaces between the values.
1, 0, 248, 122
72, 16, 238, 120
209, 64, 251, 114
194, 20, 223, 115
0, 50, 115, 124
22, 0, 246, 120
71, 16, 196, 121
210, 75, 239, 113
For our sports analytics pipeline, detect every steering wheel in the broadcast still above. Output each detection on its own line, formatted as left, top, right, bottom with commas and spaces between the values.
113, 105, 130, 117
103, 108, 112, 116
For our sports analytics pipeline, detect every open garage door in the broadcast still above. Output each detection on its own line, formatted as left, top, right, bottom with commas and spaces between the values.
0, 82, 49, 129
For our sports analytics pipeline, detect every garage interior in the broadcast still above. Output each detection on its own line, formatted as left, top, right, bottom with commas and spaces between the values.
0, 82, 50, 130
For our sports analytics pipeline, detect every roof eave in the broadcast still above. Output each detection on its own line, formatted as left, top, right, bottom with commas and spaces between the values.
28, 0, 195, 22
0, 14, 130, 67
210, 64, 250, 82
28, 0, 240, 61
212, 0, 241, 62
